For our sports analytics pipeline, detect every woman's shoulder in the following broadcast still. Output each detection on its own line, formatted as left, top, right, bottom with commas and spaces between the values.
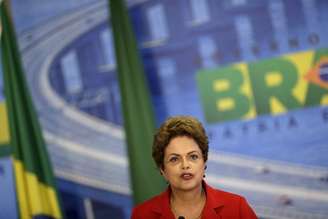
131, 190, 169, 219
205, 182, 254, 209
206, 182, 244, 202
134, 191, 165, 210
205, 182, 258, 218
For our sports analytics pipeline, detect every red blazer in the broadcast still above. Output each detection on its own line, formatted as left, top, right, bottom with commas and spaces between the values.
131, 181, 258, 219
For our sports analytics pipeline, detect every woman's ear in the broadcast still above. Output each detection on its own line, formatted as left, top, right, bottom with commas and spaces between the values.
160, 167, 168, 181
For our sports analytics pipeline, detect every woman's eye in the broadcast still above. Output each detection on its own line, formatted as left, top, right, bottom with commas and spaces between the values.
169, 157, 178, 163
190, 154, 199, 160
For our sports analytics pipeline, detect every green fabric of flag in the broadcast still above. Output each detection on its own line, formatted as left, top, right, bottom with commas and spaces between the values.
108, 0, 166, 204
1, 1, 62, 218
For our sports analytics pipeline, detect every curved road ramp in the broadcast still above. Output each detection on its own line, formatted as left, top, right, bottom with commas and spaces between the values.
17, 1, 328, 218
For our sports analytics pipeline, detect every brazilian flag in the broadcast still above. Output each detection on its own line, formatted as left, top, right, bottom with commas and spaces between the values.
0, 84, 10, 155
1, 1, 62, 219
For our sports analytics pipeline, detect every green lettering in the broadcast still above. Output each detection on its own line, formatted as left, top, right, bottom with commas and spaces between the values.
197, 67, 250, 123
248, 58, 301, 115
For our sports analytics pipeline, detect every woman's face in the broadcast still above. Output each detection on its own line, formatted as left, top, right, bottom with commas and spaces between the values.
161, 135, 206, 192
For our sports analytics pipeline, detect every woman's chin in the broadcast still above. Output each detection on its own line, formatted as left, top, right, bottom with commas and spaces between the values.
174, 179, 202, 191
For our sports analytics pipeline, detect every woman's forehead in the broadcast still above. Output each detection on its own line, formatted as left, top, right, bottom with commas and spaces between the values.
165, 136, 201, 155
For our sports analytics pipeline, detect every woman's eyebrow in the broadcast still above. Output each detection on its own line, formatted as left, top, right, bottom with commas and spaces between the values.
187, 150, 199, 155
167, 153, 180, 157
167, 151, 200, 157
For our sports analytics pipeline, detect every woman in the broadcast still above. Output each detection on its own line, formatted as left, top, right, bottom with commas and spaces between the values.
131, 116, 258, 219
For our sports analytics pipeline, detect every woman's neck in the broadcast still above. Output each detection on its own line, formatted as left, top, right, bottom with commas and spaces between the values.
170, 184, 204, 206
170, 184, 206, 219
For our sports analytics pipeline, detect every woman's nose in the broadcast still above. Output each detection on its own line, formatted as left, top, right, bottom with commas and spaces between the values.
181, 157, 190, 169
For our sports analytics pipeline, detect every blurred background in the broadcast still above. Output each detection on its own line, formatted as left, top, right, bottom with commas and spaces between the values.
1, 0, 328, 218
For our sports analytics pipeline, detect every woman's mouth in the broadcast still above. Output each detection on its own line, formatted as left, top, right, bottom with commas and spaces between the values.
180, 173, 194, 180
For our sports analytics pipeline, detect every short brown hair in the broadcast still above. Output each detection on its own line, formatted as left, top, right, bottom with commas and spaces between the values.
152, 115, 209, 169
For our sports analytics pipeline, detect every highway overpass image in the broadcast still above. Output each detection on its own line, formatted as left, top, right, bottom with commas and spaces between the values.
7, 0, 328, 218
